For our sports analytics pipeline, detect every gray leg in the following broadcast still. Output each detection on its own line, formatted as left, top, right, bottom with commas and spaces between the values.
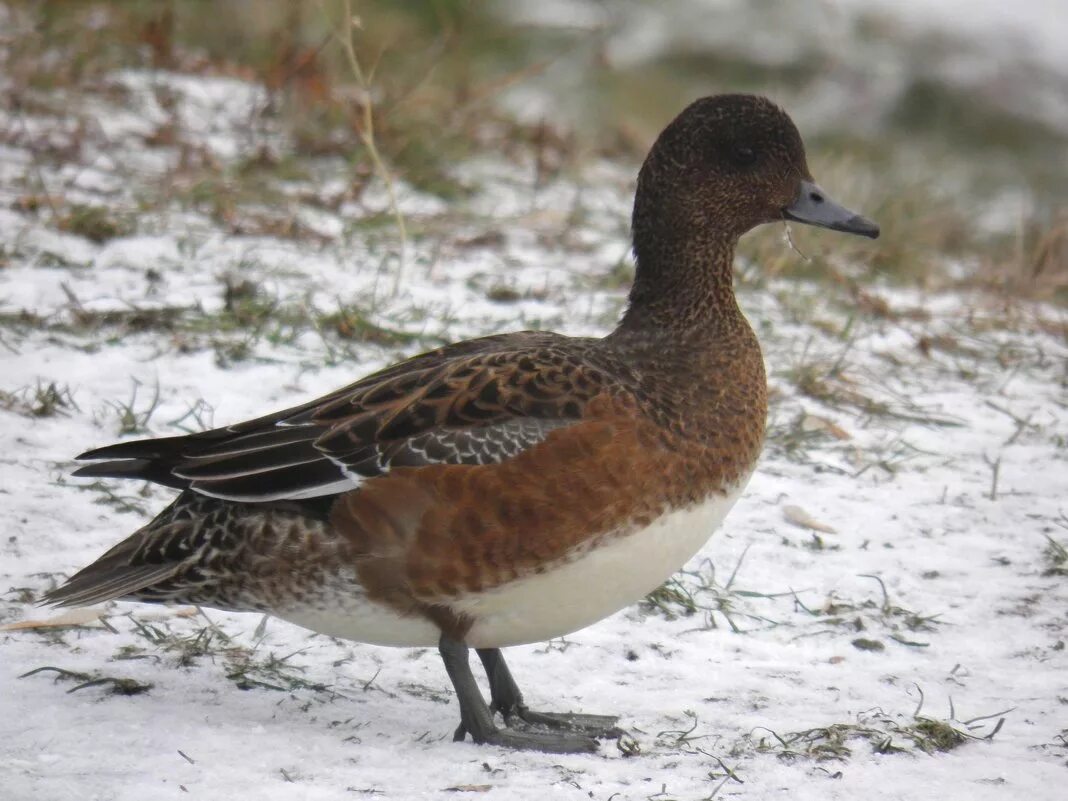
476, 647, 624, 739
437, 636, 599, 753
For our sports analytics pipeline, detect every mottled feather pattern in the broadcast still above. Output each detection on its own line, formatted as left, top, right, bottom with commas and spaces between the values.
49, 493, 349, 610
74, 334, 635, 502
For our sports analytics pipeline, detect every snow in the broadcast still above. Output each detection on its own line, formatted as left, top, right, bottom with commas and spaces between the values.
2, 34, 1067, 801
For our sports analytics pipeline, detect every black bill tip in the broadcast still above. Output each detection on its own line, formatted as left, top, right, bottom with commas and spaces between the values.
838, 214, 880, 239
784, 180, 880, 240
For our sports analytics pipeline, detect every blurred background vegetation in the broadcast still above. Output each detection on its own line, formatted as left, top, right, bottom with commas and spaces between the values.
3, 0, 1066, 301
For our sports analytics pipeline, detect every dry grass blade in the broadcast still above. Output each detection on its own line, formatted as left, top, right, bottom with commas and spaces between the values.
334, 0, 408, 297
20, 665, 152, 696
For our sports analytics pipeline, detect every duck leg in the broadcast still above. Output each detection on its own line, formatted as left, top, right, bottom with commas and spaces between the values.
475, 647, 624, 739
438, 636, 599, 753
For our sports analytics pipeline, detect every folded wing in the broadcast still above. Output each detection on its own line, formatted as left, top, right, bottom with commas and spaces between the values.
74, 332, 618, 502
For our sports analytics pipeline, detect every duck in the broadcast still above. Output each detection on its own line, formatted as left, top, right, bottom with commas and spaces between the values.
45, 94, 878, 754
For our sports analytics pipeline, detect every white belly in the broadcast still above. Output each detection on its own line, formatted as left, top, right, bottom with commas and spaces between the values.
462, 484, 746, 647
277, 573, 442, 647
276, 482, 747, 648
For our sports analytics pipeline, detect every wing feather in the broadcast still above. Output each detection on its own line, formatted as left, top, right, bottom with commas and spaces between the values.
74, 332, 628, 502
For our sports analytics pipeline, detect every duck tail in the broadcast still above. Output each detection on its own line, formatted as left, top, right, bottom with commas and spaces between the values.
72, 435, 192, 489
41, 527, 183, 608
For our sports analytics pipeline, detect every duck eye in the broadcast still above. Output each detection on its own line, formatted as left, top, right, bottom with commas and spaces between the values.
732, 145, 757, 167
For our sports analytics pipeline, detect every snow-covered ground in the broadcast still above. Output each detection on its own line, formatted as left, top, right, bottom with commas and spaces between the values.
2, 39, 1067, 801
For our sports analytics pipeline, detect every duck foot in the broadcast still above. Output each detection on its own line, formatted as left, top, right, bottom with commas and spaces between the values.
508, 708, 624, 739
477, 647, 625, 739
451, 719, 601, 754
438, 636, 602, 753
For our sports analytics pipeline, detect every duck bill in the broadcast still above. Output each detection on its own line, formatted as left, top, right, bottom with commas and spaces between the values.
783, 180, 880, 239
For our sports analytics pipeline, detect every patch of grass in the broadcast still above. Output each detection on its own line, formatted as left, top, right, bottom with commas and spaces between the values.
226, 648, 332, 694
0, 309, 47, 334
643, 579, 700, 621
642, 551, 783, 632
655, 710, 716, 752
792, 574, 941, 649
775, 329, 966, 430
1043, 529, 1068, 578
321, 306, 421, 346
1034, 729, 1068, 765
74, 306, 185, 337
20, 665, 152, 696
56, 204, 134, 243
71, 479, 154, 517
56, 282, 186, 339
30, 381, 78, 416
40, 250, 92, 271
126, 613, 344, 698
16, 273, 441, 365
764, 409, 852, 467
396, 681, 452, 705
0, 381, 78, 418
128, 614, 230, 668
111, 380, 162, 435
740, 702, 1009, 761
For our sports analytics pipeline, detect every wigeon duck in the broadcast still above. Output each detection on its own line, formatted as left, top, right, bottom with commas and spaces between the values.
46, 94, 878, 753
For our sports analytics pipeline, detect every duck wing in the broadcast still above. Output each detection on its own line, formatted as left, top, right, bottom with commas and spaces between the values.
74, 332, 618, 502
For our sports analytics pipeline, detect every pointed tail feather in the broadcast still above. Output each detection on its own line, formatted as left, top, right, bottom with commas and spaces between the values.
72, 458, 190, 489
42, 503, 192, 608
74, 433, 198, 489
76, 434, 193, 462
43, 562, 181, 607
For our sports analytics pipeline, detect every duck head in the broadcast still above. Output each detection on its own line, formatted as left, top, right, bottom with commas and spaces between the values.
632, 94, 879, 252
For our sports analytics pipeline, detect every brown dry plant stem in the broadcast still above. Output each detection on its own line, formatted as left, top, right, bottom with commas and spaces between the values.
335, 0, 408, 297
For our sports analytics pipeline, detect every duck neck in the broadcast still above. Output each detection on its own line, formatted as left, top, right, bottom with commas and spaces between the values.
619, 227, 743, 337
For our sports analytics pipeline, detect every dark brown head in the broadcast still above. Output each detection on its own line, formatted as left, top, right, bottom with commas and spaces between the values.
632, 94, 877, 258
623, 95, 877, 331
